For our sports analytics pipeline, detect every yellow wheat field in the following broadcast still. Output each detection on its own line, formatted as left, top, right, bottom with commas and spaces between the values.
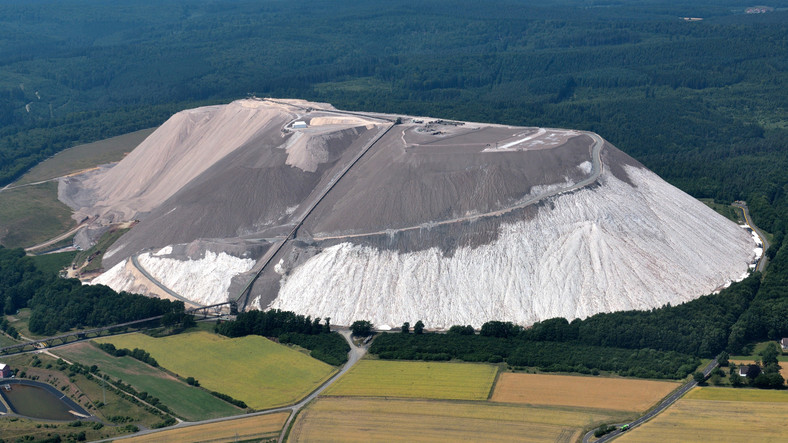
323, 360, 498, 400
491, 373, 679, 412
685, 386, 788, 402
123, 412, 289, 443
618, 387, 788, 443
288, 397, 626, 443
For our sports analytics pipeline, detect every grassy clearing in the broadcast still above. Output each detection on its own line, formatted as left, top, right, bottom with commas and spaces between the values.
290, 397, 626, 443
698, 198, 739, 223
618, 387, 788, 442
124, 411, 288, 443
0, 332, 19, 347
15, 128, 154, 185
0, 181, 75, 248
6, 308, 38, 339
97, 331, 336, 409
53, 342, 241, 421
491, 373, 678, 412
29, 250, 77, 275
314, 76, 392, 94
730, 340, 788, 362
324, 360, 497, 401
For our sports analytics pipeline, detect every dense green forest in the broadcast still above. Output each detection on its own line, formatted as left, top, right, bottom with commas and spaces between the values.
0, 246, 185, 336
371, 332, 699, 379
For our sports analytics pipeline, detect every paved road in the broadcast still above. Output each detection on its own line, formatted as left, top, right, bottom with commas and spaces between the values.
311, 130, 605, 242
98, 329, 367, 443
583, 358, 718, 443
733, 201, 770, 272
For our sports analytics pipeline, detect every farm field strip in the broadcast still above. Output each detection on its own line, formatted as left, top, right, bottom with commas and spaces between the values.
685, 386, 788, 402
122, 411, 289, 443
97, 331, 336, 410
54, 342, 240, 421
323, 360, 497, 400
289, 397, 626, 443
618, 387, 788, 442
491, 373, 679, 412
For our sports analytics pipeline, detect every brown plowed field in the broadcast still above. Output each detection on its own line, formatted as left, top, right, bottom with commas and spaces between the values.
491, 373, 679, 412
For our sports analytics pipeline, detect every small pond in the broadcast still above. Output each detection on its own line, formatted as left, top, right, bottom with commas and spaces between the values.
0, 380, 86, 421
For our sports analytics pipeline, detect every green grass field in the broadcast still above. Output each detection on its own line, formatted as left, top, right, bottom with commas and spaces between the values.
96, 331, 337, 409
54, 342, 241, 421
324, 360, 498, 401
15, 128, 154, 185
0, 181, 75, 248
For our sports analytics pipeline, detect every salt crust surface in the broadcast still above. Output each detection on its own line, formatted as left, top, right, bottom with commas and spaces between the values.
270, 165, 755, 328
93, 251, 254, 306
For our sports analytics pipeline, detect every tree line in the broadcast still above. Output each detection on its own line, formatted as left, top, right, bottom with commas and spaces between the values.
370, 332, 698, 379
215, 310, 349, 365
0, 246, 187, 336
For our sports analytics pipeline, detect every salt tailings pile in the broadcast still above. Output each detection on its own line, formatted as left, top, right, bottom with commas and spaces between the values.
60, 98, 757, 328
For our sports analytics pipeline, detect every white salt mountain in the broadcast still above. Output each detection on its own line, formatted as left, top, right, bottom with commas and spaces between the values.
61, 98, 756, 328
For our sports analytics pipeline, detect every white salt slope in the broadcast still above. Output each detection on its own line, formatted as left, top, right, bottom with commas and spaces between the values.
136, 251, 255, 306
270, 165, 755, 328
93, 250, 255, 306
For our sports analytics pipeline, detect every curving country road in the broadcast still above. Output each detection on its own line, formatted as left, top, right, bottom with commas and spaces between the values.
311, 131, 605, 242
583, 358, 718, 443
